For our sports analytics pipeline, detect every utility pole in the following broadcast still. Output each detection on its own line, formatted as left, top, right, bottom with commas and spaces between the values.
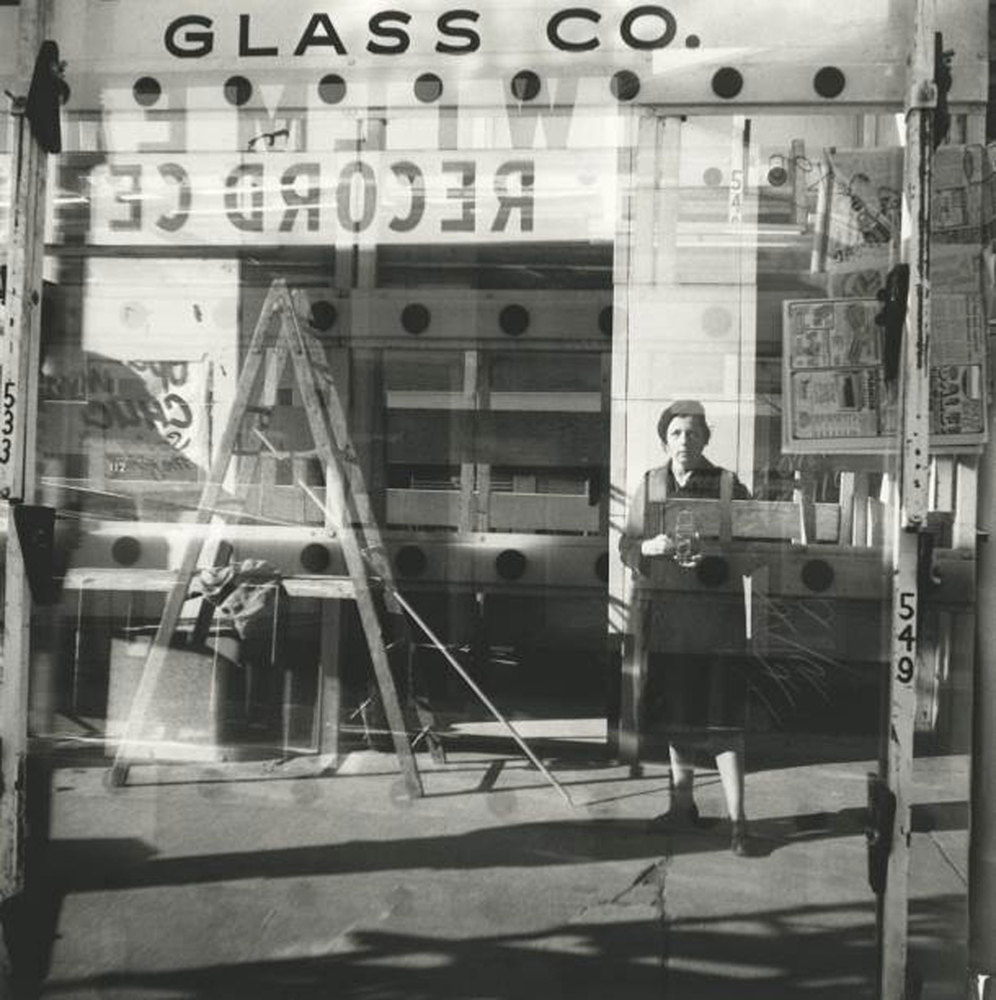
878, 0, 941, 997
969, 318, 996, 995
0, 0, 61, 990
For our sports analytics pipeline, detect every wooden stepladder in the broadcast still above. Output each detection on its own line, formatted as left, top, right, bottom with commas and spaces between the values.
109, 279, 425, 797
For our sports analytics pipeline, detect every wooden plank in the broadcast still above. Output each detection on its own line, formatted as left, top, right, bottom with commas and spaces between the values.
63, 568, 177, 591
283, 577, 358, 599
745, 563, 770, 655
838, 471, 855, 546
881, 2, 936, 993
61, 570, 359, 599
932, 455, 955, 512
0, 0, 49, 905
387, 493, 845, 543
868, 496, 887, 549
793, 471, 817, 544
852, 473, 870, 546
661, 498, 839, 542
953, 456, 978, 551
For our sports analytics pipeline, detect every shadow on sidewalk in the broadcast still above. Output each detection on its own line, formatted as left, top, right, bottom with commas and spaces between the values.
30, 894, 967, 1000
6, 756, 967, 998
24, 798, 967, 896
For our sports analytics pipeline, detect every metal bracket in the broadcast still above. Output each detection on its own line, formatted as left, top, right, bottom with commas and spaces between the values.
866, 772, 897, 896
2, 89, 27, 115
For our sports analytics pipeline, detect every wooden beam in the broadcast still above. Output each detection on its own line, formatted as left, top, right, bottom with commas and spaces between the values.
881, 2, 937, 993
0, 0, 49, 907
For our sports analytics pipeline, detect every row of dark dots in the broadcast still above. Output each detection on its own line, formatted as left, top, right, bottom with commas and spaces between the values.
111, 536, 339, 574
395, 545, 611, 583
300, 301, 734, 342
692, 556, 835, 591
311, 302, 739, 341
305, 300, 614, 338
396, 549, 836, 590
110, 535, 609, 584
111, 535, 836, 592
131, 65, 848, 109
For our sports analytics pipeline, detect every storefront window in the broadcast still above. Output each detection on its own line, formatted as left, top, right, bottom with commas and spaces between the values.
1, 2, 988, 995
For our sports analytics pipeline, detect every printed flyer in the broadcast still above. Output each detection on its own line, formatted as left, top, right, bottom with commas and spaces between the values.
783, 296, 988, 453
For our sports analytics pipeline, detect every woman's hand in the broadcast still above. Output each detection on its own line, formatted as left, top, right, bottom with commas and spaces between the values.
640, 533, 675, 558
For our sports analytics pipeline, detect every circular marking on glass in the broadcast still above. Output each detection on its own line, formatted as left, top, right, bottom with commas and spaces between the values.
309, 300, 337, 332
318, 74, 347, 105
223, 75, 253, 107
111, 536, 141, 567
133, 77, 162, 107
413, 73, 444, 103
510, 70, 542, 101
611, 70, 641, 102
802, 559, 835, 593
711, 67, 743, 99
300, 543, 331, 573
401, 303, 431, 335
395, 545, 428, 579
499, 304, 530, 336
701, 305, 733, 339
495, 549, 528, 581
814, 66, 846, 99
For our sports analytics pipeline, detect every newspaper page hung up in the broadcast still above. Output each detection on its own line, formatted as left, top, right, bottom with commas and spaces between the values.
783, 145, 991, 454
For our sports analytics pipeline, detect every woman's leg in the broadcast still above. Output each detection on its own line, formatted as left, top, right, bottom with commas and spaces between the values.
715, 748, 746, 822
668, 742, 696, 809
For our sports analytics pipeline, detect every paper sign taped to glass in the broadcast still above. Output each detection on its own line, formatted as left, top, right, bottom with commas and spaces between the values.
782, 296, 988, 453
811, 145, 991, 298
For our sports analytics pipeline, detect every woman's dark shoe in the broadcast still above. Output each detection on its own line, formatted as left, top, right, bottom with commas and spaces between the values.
730, 819, 750, 856
647, 801, 700, 833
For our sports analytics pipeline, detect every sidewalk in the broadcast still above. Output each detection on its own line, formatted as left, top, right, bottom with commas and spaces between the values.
10, 725, 970, 999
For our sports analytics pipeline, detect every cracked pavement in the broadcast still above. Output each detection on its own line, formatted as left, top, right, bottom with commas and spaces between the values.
8, 740, 970, 999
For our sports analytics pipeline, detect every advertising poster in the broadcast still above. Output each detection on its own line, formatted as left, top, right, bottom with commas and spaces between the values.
783, 295, 988, 453
811, 144, 989, 297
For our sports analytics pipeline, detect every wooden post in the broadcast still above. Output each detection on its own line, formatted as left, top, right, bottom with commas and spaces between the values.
968, 275, 996, 998
0, 0, 49, 911
879, 1, 936, 996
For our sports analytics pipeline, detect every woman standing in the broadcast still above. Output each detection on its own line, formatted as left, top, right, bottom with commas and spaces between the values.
620, 399, 752, 855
